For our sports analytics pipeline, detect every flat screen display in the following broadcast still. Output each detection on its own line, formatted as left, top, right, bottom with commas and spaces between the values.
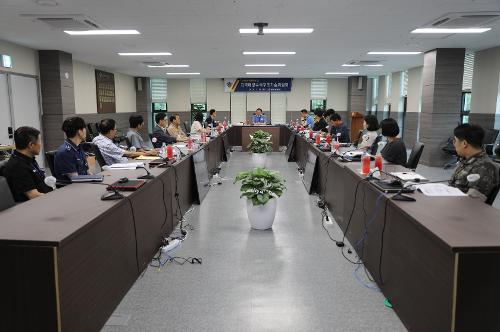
302, 150, 318, 194
192, 147, 210, 203
285, 133, 296, 162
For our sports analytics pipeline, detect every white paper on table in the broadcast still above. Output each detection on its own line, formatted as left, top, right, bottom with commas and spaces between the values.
391, 172, 427, 181
415, 183, 467, 197
108, 162, 145, 170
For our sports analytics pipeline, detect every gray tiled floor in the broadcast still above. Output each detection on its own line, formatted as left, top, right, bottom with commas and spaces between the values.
102, 153, 408, 332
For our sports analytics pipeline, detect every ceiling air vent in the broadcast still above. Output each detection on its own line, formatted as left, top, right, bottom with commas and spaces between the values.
19, 14, 105, 30
345, 60, 383, 66
426, 12, 500, 28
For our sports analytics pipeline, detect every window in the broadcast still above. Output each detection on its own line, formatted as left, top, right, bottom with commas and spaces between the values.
402, 70, 408, 97
462, 52, 475, 92
150, 78, 168, 129
371, 77, 379, 114
311, 79, 327, 111
191, 103, 207, 122
461, 92, 471, 124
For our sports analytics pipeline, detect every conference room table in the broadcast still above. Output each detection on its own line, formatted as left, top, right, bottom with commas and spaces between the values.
286, 126, 500, 332
0, 133, 228, 332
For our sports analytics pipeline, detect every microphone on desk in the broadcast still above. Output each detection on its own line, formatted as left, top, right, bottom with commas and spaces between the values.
136, 165, 155, 180
70, 180, 125, 201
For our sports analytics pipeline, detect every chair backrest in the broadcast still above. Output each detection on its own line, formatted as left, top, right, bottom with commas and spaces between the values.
484, 129, 499, 145
0, 176, 15, 212
0, 159, 7, 176
125, 137, 132, 149
45, 150, 57, 176
486, 163, 500, 206
149, 133, 161, 148
92, 144, 107, 167
183, 121, 190, 134
406, 142, 425, 170
370, 135, 383, 155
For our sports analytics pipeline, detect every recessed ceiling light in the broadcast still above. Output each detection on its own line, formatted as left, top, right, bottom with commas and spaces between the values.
34, 0, 58, 6
244, 64, 286, 67
166, 72, 200, 75
243, 51, 296, 55
364, 64, 384, 67
246, 72, 280, 75
118, 52, 172, 56
367, 51, 421, 55
325, 72, 359, 75
342, 64, 360, 67
411, 28, 491, 34
148, 64, 189, 68
65, 30, 141, 35
239, 28, 314, 34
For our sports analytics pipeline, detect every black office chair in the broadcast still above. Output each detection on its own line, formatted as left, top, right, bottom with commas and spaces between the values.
0, 176, 15, 211
92, 144, 107, 168
183, 121, 190, 134
486, 164, 500, 206
370, 135, 383, 155
406, 142, 425, 170
125, 137, 132, 149
45, 150, 57, 176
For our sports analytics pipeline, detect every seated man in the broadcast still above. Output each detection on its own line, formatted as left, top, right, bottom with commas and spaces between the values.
312, 109, 328, 132
379, 118, 407, 166
205, 109, 219, 128
92, 119, 154, 165
252, 108, 267, 125
2, 126, 52, 202
153, 113, 180, 147
449, 124, 499, 202
54, 117, 89, 180
329, 113, 350, 143
127, 114, 153, 151
167, 114, 188, 141
300, 109, 314, 128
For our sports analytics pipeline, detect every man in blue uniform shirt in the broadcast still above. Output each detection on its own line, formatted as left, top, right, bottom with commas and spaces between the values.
252, 108, 267, 125
54, 117, 89, 180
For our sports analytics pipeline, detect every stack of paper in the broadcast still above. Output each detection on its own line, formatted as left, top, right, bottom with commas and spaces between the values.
107, 162, 145, 170
391, 172, 427, 182
415, 183, 466, 197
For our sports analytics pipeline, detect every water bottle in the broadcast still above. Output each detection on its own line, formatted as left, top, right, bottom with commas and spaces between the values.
223, 117, 228, 129
160, 143, 166, 159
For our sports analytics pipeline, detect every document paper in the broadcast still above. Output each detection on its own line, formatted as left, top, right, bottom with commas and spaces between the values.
415, 183, 467, 197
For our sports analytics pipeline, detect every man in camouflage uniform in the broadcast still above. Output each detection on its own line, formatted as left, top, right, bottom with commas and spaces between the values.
449, 124, 499, 202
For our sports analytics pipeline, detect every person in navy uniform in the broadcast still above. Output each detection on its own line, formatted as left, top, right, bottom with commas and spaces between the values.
1, 126, 52, 202
54, 117, 90, 180
329, 113, 350, 143
252, 108, 267, 125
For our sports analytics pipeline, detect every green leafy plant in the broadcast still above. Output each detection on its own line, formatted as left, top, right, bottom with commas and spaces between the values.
247, 138, 273, 153
251, 130, 271, 140
234, 168, 286, 206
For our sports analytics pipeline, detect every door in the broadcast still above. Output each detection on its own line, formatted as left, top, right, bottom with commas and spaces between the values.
0, 73, 13, 146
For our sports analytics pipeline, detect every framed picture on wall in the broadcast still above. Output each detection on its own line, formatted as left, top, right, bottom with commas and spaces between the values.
95, 69, 116, 114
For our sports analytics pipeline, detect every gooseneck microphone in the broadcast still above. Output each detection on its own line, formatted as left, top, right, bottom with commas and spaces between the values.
136, 165, 155, 180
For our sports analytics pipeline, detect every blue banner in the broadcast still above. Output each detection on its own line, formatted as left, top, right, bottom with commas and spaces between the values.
225, 78, 292, 92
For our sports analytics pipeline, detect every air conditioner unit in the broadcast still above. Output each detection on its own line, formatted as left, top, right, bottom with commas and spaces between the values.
19, 14, 105, 30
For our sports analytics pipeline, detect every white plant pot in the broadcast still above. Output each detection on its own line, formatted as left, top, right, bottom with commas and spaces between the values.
252, 153, 267, 168
246, 198, 277, 230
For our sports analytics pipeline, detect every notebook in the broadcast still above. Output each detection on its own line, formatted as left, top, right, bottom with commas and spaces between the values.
69, 175, 104, 183
108, 179, 145, 191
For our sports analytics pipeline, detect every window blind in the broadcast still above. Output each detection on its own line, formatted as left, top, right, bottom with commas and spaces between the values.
151, 78, 167, 102
462, 52, 475, 92
190, 78, 207, 103
310, 79, 327, 99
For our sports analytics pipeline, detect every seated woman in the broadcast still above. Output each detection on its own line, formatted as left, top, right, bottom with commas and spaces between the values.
358, 115, 379, 150
449, 124, 499, 202
379, 118, 407, 166
191, 112, 209, 134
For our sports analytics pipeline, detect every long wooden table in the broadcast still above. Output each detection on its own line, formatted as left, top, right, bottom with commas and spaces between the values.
286, 126, 500, 332
0, 134, 227, 332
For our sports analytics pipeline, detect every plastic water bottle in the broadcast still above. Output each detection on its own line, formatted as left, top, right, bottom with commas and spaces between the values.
223, 117, 228, 129
160, 143, 166, 159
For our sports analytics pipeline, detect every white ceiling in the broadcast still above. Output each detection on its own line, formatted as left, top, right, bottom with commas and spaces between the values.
0, 0, 500, 78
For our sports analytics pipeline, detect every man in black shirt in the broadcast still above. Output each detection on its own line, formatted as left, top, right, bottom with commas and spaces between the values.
152, 113, 177, 147
329, 113, 350, 143
2, 127, 52, 202
379, 118, 407, 166
205, 109, 219, 128
312, 109, 328, 132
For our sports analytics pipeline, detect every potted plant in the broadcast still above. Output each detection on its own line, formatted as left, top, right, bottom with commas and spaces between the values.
234, 168, 286, 230
248, 130, 273, 168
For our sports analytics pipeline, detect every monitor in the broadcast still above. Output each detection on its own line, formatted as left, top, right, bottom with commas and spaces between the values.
302, 150, 318, 194
285, 133, 296, 162
192, 147, 210, 203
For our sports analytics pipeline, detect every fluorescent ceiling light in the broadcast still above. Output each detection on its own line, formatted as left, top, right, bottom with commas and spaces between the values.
166, 72, 200, 75
244, 64, 286, 67
411, 28, 491, 34
325, 72, 359, 75
118, 52, 172, 56
64, 30, 140, 35
243, 51, 296, 55
364, 64, 384, 67
246, 72, 279, 75
239, 28, 314, 34
367, 51, 421, 55
148, 64, 189, 68
342, 64, 360, 67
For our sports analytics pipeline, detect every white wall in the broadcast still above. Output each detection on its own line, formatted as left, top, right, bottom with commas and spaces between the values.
207, 78, 230, 112
73, 60, 137, 114
327, 78, 348, 112
390, 71, 403, 113
471, 45, 500, 115
247, 92, 270, 112
287, 78, 311, 111
407, 66, 423, 113
0, 39, 38, 76
167, 79, 190, 113
377, 75, 387, 112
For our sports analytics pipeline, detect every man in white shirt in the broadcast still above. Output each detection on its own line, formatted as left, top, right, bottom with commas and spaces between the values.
93, 119, 155, 165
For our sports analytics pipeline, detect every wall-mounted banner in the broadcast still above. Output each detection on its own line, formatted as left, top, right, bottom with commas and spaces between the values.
95, 69, 116, 114
224, 78, 292, 92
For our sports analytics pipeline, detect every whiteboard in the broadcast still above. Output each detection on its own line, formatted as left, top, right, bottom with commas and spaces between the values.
0, 74, 13, 146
